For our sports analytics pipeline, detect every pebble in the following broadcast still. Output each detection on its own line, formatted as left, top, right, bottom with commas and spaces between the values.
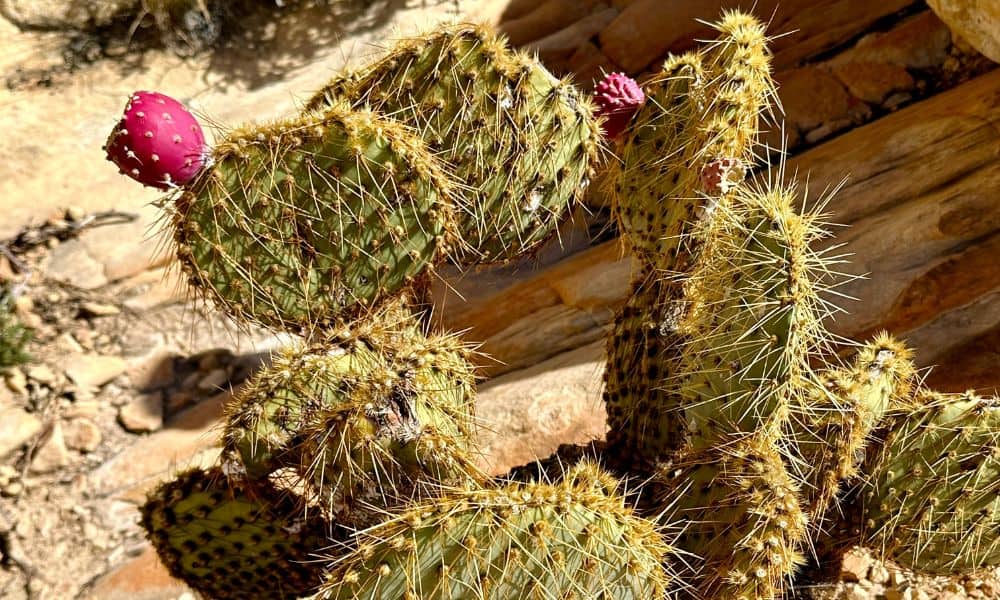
64, 354, 127, 390
63, 418, 103, 453
117, 391, 164, 433
0, 407, 43, 458
28, 422, 71, 474
26, 363, 58, 386
79, 302, 121, 318
4, 367, 28, 396
841, 549, 874, 583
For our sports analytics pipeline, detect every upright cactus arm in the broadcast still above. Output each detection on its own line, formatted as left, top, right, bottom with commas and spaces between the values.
604, 12, 777, 469
794, 333, 915, 524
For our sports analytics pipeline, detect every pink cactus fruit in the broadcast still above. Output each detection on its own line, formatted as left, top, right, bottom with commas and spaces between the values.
593, 72, 645, 140
104, 91, 207, 190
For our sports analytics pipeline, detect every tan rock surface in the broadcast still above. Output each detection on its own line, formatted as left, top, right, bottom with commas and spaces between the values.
928, 0, 1000, 62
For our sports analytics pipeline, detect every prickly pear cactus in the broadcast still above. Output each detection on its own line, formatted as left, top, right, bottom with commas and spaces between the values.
110, 13, 1000, 600
222, 314, 482, 529
851, 390, 999, 573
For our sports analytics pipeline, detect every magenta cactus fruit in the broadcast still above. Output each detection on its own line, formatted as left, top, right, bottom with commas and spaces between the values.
104, 91, 207, 190
594, 72, 645, 140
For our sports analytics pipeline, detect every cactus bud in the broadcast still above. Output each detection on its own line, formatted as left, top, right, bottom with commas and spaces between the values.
593, 72, 644, 140
104, 91, 207, 190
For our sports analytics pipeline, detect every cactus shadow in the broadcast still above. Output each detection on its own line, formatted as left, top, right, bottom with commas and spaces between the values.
201, 0, 455, 90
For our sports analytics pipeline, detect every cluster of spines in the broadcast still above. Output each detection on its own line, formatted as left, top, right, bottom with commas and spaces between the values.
317, 462, 676, 600
853, 390, 1000, 572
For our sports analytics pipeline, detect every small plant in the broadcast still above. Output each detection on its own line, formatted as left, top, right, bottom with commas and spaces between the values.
0, 285, 31, 368
105, 13, 999, 600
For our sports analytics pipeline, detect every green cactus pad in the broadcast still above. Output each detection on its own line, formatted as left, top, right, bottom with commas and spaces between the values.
172, 102, 458, 333
319, 462, 675, 600
140, 467, 332, 600
857, 390, 1000, 573
795, 333, 915, 523
222, 316, 481, 527
675, 177, 833, 450
657, 437, 806, 600
307, 23, 601, 263
609, 11, 775, 267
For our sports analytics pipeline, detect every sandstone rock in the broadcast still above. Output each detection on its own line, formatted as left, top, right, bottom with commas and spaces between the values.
121, 266, 189, 312
64, 354, 127, 390
928, 0, 1000, 62
29, 421, 70, 474
474, 341, 608, 476
598, 0, 913, 74
838, 11, 953, 69
0, 407, 43, 458
79, 301, 120, 317
527, 7, 619, 69
90, 390, 230, 498
500, 0, 600, 47
80, 544, 190, 600
64, 418, 103, 453
197, 368, 228, 392
46, 239, 108, 290
777, 67, 853, 132
117, 392, 164, 434
4, 367, 28, 396
831, 61, 915, 104
126, 349, 175, 392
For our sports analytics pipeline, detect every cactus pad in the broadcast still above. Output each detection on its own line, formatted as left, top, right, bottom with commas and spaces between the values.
172, 102, 457, 332
308, 23, 600, 263
319, 462, 675, 599
857, 391, 1000, 573
140, 467, 331, 600
223, 314, 481, 527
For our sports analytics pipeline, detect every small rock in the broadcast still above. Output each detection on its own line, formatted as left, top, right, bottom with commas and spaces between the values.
13, 294, 33, 315
840, 549, 873, 583
26, 364, 58, 386
1, 480, 23, 497
127, 350, 175, 391
79, 301, 120, 318
118, 392, 164, 433
846, 584, 874, 600
64, 418, 103, 453
928, 0, 1000, 62
63, 399, 101, 419
4, 367, 28, 396
57, 331, 86, 354
29, 422, 71, 474
64, 354, 127, 390
870, 563, 891, 584
66, 206, 86, 222
197, 368, 229, 392
0, 407, 43, 458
